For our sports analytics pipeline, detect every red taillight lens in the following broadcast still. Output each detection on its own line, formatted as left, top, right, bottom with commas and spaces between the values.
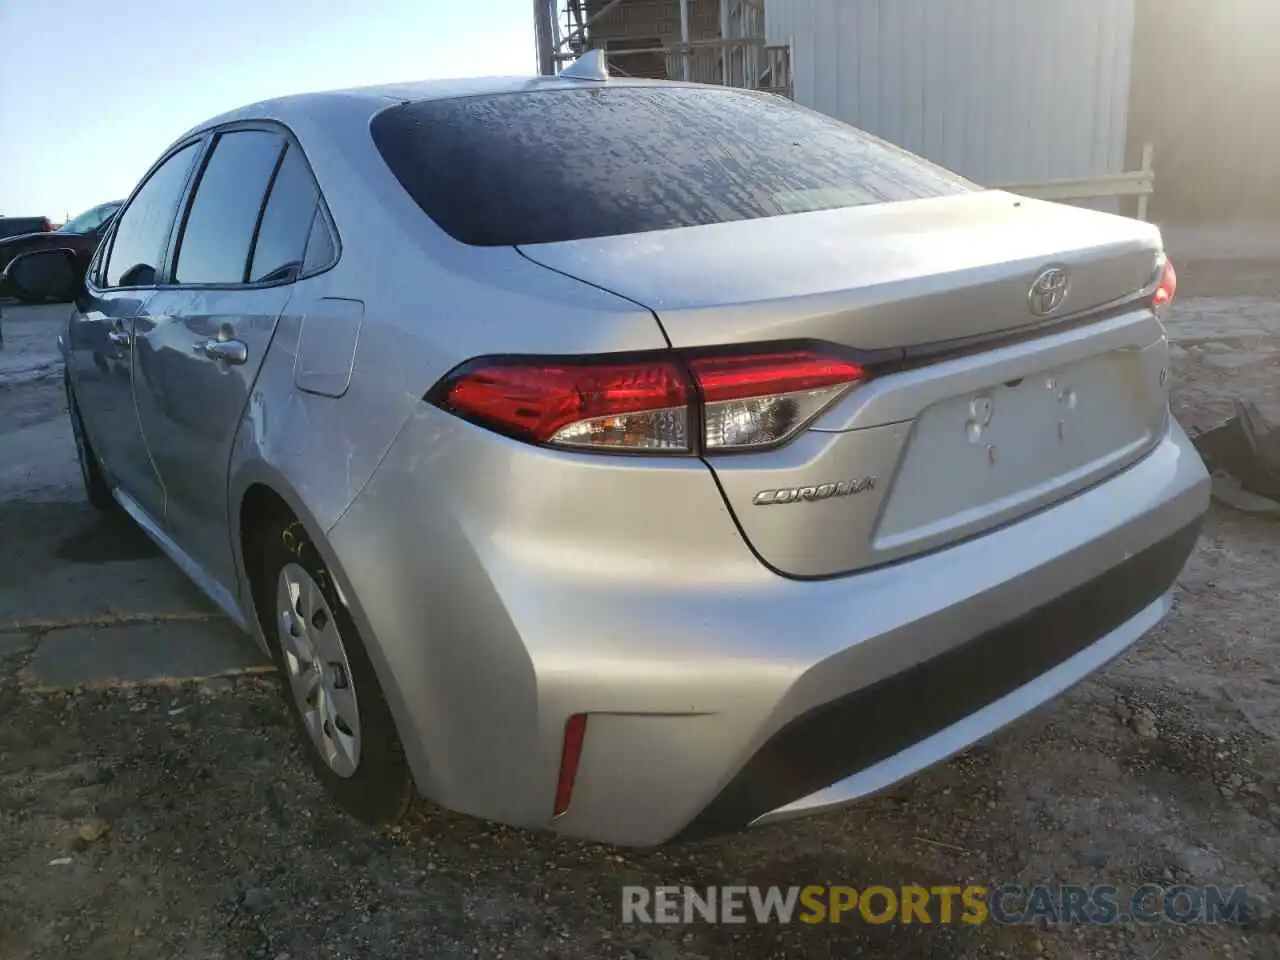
431, 346, 865, 454
690, 350, 865, 450
439, 359, 690, 451
553, 713, 587, 817
1152, 255, 1177, 312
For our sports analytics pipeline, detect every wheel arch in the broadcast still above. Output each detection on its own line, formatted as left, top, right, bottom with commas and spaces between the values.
230, 465, 427, 795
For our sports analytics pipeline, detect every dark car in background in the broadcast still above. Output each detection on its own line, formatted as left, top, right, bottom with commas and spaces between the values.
0, 216, 54, 239
0, 202, 123, 278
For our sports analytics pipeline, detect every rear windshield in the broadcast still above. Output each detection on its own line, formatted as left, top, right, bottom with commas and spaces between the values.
370, 86, 974, 246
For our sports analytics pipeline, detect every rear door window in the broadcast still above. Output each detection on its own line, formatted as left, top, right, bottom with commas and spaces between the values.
173, 130, 284, 285
370, 86, 974, 246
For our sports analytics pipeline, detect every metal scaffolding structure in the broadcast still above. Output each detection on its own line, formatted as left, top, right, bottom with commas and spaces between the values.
532, 0, 791, 96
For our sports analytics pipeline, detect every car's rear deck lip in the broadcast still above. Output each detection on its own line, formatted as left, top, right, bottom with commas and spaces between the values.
671, 515, 1202, 842
891, 287, 1155, 371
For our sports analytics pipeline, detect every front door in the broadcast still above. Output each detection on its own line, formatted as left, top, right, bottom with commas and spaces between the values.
68, 140, 204, 522
67, 289, 161, 513
133, 128, 325, 593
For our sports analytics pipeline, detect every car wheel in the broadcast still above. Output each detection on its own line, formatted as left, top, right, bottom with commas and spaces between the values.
65, 372, 115, 511
258, 518, 414, 826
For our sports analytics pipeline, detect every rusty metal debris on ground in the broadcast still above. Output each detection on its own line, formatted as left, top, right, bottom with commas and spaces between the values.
1190, 400, 1280, 517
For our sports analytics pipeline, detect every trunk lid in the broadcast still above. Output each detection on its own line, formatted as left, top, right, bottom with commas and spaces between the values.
516, 191, 1162, 351
519, 192, 1171, 578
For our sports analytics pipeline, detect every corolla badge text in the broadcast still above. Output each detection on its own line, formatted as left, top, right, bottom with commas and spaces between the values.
752, 476, 877, 506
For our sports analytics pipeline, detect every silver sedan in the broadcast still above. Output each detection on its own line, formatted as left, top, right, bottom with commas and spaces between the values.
3, 68, 1209, 846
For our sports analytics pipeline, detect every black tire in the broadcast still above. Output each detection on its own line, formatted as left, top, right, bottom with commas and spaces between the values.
256, 518, 414, 826
65, 371, 115, 511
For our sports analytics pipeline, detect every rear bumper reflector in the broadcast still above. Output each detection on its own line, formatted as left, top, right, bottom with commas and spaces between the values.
553, 713, 588, 817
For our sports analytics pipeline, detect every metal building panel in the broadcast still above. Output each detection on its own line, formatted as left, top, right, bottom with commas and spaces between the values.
765, 0, 1135, 184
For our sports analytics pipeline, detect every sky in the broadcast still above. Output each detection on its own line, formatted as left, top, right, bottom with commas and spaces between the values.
0, 0, 537, 219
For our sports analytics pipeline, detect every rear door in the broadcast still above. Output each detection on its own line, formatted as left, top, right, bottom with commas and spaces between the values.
132, 126, 321, 592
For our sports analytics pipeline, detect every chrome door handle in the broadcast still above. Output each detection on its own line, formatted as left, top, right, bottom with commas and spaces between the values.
106, 328, 131, 346
199, 338, 248, 364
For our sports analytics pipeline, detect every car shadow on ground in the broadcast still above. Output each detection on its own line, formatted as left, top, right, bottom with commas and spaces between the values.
53, 507, 160, 564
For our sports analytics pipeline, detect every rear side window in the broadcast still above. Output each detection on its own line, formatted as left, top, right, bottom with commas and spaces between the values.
301, 208, 338, 275
104, 142, 200, 287
250, 143, 324, 283
370, 86, 974, 246
174, 130, 284, 284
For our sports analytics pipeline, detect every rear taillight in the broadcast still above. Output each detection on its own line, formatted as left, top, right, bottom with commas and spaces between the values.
431, 345, 866, 455
437, 358, 691, 451
1151, 254, 1177, 313
690, 350, 865, 450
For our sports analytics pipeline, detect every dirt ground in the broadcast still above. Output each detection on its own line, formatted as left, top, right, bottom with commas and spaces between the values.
1, 269, 1278, 959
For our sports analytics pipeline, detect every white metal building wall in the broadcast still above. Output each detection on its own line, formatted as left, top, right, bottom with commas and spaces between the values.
765, 0, 1136, 185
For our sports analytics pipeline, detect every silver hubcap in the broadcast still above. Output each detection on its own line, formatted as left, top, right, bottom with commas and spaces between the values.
276, 562, 361, 777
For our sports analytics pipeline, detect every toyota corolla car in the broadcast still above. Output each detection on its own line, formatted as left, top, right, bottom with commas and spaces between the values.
1, 62, 1209, 846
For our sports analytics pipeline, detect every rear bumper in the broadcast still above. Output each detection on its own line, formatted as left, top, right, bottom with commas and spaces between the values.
678, 516, 1199, 840
327, 412, 1209, 846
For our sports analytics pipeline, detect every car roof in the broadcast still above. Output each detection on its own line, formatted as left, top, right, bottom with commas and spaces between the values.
181, 74, 681, 141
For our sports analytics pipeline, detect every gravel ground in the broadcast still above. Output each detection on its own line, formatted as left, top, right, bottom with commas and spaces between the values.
1, 278, 1278, 959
